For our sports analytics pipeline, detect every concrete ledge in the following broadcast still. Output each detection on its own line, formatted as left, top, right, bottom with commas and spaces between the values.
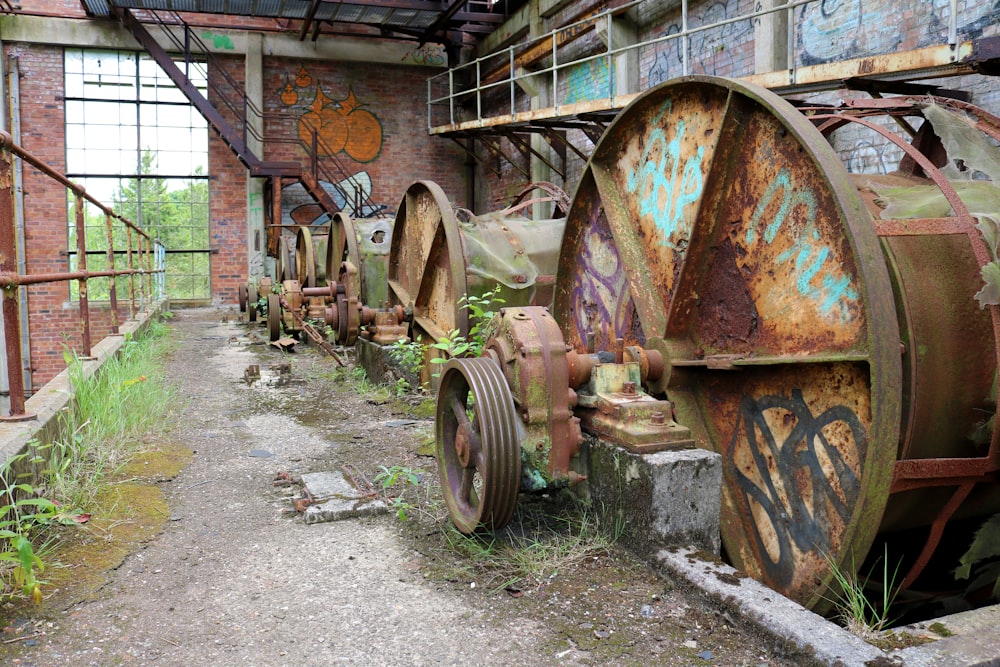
657, 546, 885, 666
0, 299, 170, 474
586, 438, 722, 554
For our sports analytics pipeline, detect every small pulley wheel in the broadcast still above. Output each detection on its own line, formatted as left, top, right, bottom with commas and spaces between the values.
248, 284, 259, 323
267, 293, 281, 342
436, 357, 521, 533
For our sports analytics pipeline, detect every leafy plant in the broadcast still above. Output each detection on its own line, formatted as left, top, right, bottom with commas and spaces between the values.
374, 465, 421, 521
388, 336, 425, 377
823, 545, 902, 639
0, 451, 61, 603
954, 512, 1000, 599
427, 286, 506, 373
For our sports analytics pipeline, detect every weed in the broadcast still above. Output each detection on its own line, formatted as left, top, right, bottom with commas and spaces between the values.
388, 337, 425, 377
435, 497, 613, 594
823, 545, 902, 639
0, 450, 72, 603
427, 287, 506, 373
374, 465, 421, 521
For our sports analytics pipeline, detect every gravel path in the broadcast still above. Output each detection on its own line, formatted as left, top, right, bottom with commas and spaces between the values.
4, 307, 795, 667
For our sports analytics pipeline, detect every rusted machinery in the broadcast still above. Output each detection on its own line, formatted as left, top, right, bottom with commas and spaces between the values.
239, 210, 394, 344
435, 76, 1000, 611
371, 180, 568, 383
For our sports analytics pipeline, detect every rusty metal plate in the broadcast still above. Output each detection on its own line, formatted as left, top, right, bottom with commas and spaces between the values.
388, 181, 469, 347
553, 76, 902, 609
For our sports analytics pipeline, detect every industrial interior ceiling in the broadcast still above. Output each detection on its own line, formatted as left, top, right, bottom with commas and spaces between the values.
79, 0, 524, 47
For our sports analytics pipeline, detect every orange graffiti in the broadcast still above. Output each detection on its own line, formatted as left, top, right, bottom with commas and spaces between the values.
295, 65, 312, 88
280, 79, 298, 106
293, 83, 383, 163
298, 87, 348, 154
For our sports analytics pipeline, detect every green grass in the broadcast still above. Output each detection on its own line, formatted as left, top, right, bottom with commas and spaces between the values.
433, 497, 615, 594
0, 318, 178, 602
823, 545, 902, 639
44, 320, 178, 511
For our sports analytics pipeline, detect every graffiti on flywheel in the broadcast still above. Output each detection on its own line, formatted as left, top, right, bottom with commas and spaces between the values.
279, 65, 384, 163
727, 389, 866, 589
625, 100, 705, 248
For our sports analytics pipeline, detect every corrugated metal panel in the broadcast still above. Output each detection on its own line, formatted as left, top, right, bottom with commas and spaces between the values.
81, 0, 112, 16
93, 0, 505, 37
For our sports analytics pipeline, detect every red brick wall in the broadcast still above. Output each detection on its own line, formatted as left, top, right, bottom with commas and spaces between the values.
5, 43, 130, 388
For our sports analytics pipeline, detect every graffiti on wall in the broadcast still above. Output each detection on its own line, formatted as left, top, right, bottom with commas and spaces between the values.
798, 0, 1000, 65
401, 44, 446, 67
280, 66, 384, 163
280, 172, 376, 224
647, 0, 754, 87
563, 58, 615, 104
726, 388, 866, 589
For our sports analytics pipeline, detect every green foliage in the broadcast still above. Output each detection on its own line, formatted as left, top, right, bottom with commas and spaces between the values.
53, 320, 177, 508
387, 336, 425, 377
374, 465, 421, 521
428, 286, 506, 371
955, 513, 1000, 599
823, 545, 902, 638
0, 451, 68, 603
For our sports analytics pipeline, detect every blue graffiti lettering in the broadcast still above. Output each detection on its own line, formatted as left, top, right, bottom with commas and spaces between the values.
747, 167, 858, 321
626, 103, 705, 247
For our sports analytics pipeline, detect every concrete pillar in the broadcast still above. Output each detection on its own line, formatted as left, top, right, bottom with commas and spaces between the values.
596, 14, 639, 98
244, 33, 266, 279
754, 0, 789, 74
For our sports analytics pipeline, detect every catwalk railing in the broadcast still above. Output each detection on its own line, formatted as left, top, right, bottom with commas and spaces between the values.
0, 132, 166, 420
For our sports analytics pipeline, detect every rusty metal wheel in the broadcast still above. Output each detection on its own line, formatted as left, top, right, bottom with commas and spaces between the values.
436, 356, 521, 534
388, 181, 470, 349
248, 284, 259, 323
552, 76, 902, 610
295, 226, 317, 289
238, 283, 249, 312
327, 211, 360, 289
267, 292, 281, 342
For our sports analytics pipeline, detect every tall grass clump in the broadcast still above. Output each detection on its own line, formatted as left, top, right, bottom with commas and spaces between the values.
46, 319, 177, 509
0, 318, 177, 601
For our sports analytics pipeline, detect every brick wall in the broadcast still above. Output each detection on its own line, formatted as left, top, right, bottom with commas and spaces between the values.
208, 54, 249, 306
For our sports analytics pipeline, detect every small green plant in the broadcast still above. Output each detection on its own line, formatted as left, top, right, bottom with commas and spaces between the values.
823, 545, 902, 639
428, 287, 506, 373
374, 465, 421, 521
0, 451, 62, 603
394, 376, 411, 396
388, 336, 426, 377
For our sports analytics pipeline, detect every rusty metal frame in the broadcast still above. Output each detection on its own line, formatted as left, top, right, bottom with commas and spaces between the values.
814, 104, 1000, 591
0, 132, 164, 420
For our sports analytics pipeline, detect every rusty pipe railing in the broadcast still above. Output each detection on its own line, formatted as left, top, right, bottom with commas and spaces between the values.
0, 131, 166, 420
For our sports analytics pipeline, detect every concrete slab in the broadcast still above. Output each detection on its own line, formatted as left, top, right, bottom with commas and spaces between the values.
300, 471, 390, 524
657, 546, 885, 666
892, 604, 1000, 666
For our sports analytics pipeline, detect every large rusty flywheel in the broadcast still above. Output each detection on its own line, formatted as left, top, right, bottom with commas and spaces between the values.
552, 76, 905, 609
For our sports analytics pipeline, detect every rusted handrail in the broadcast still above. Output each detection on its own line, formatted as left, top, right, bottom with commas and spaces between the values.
0, 131, 166, 420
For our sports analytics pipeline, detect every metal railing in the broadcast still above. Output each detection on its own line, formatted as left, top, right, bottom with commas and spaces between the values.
0, 131, 166, 420
427, 0, 966, 131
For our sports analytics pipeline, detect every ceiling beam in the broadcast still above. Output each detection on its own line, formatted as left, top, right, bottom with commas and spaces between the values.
298, 0, 321, 41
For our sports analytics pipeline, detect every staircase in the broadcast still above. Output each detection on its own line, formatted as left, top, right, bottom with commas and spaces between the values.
112, 8, 380, 241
